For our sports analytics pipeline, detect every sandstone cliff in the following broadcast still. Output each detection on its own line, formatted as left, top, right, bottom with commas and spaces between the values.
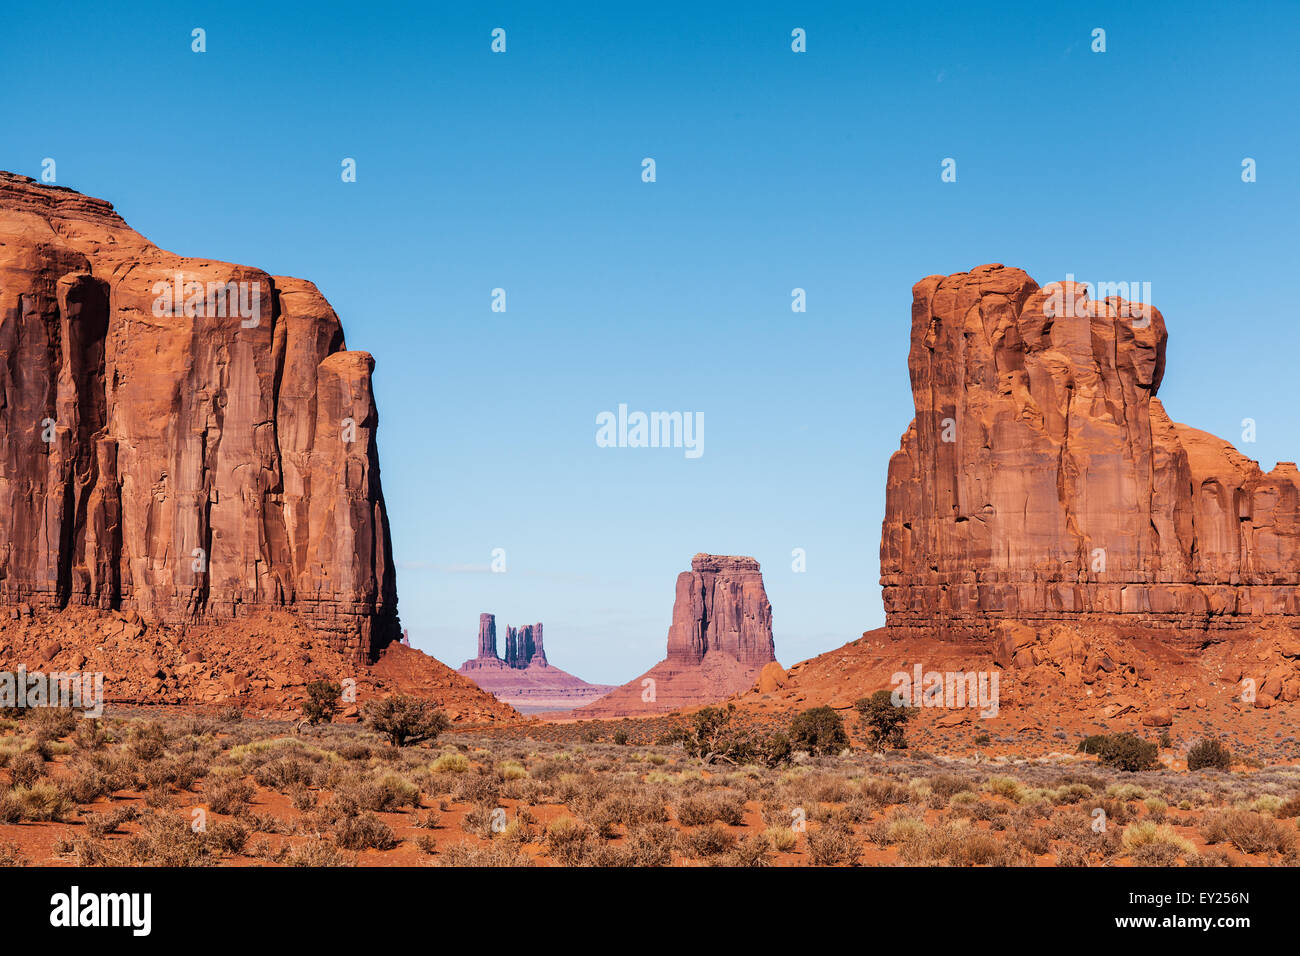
882, 264, 1300, 638
0, 173, 398, 660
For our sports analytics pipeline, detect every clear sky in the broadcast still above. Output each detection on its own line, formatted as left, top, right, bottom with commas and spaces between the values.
4, 1, 1297, 682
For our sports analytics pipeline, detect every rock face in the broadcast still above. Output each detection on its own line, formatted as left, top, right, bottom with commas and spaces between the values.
475, 613, 497, 659
882, 264, 1300, 637
667, 554, 774, 665
573, 553, 778, 717
458, 613, 611, 713
0, 172, 398, 660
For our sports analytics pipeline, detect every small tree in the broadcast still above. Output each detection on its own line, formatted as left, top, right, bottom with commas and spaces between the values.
789, 706, 849, 755
1078, 733, 1159, 772
1187, 737, 1232, 771
362, 694, 449, 747
855, 689, 917, 751
302, 680, 342, 726
677, 704, 790, 767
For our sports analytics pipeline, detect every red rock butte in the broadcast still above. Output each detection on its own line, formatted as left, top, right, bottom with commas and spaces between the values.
574, 553, 777, 718
882, 263, 1300, 640
0, 172, 398, 660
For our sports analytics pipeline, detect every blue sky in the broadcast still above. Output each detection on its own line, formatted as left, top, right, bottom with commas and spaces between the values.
4, 1, 1297, 682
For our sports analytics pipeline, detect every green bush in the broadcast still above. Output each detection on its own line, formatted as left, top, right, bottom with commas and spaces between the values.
1187, 738, 1232, 772
302, 680, 342, 726
1078, 733, 1158, 772
362, 695, 449, 747
789, 707, 850, 756
855, 689, 917, 751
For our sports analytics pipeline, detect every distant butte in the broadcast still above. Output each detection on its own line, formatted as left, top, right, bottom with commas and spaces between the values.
458, 613, 613, 714
572, 554, 780, 718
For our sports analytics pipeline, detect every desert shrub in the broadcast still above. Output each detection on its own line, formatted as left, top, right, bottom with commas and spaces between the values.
1122, 821, 1197, 860
28, 707, 79, 741
0, 790, 20, 823
431, 752, 469, 774
414, 833, 438, 854
362, 695, 449, 748
84, 804, 140, 839
282, 782, 313, 811
126, 722, 168, 761
806, 820, 860, 865
1105, 782, 1147, 802
71, 718, 110, 751
1079, 734, 1159, 772
1187, 738, 1232, 772
855, 689, 916, 751
436, 840, 533, 867
986, 775, 1024, 799
287, 835, 352, 866
1278, 794, 1300, 819
61, 759, 115, 803
545, 816, 597, 866
789, 707, 850, 756
302, 680, 342, 726
613, 729, 629, 746
1130, 842, 1184, 866
620, 823, 675, 866
860, 776, 910, 808
11, 783, 73, 822
1015, 825, 1051, 856
451, 771, 500, 807
373, 772, 420, 809
725, 831, 774, 867
1050, 783, 1095, 805
951, 830, 1003, 866
208, 820, 250, 855
1201, 810, 1296, 855
498, 760, 527, 781
677, 822, 737, 859
1055, 843, 1092, 867
204, 769, 255, 815
927, 774, 974, 800
765, 825, 798, 852
116, 812, 220, 866
252, 756, 315, 791
1187, 847, 1234, 867
676, 792, 745, 826
333, 812, 398, 850
9, 752, 45, 789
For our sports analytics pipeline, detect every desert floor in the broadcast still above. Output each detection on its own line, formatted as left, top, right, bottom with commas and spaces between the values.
1, 707, 1298, 867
